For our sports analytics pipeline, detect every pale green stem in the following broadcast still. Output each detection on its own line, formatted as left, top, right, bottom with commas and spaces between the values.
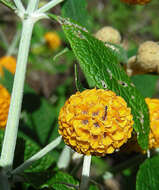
80, 155, 91, 190
13, 0, 25, 12
53, 48, 69, 61
12, 136, 62, 175
0, 18, 34, 172
27, 0, 39, 13
57, 145, 71, 169
35, 0, 64, 14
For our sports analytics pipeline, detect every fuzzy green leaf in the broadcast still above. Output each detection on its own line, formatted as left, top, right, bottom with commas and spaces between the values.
48, 171, 79, 190
136, 156, 159, 190
49, 15, 150, 150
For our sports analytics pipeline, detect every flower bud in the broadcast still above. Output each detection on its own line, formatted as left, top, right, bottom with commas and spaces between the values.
94, 26, 121, 44
137, 41, 159, 73
44, 32, 61, 50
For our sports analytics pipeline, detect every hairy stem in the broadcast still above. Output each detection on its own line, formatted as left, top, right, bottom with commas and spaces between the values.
27, 0, 39, 13
13, 0, 25, 11
0, 18, 34, 172
12, 136, 62, 175
36, 0, 64, 14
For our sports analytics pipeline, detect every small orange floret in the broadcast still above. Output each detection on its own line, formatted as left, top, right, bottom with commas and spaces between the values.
145, 98, 159, 149
121, 0, 151, 5
0, 56, 16, 76
0, 85, 10, 128
44, 32, 61, 50
58, 89, 133, 156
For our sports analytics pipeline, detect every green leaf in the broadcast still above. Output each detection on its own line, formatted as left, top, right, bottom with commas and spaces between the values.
0, 67, 14, 94
136, 156, 159, 190
49, 15, 150, 150
22, 97, 56, 145
23, 170, 55, 188
48, 171, 79, 190
61, 0, 92, 29
0, 0, 16, 10
131, 74, 158, 98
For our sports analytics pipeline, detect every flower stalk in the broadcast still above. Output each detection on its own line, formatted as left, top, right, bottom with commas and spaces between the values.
12, 136, 62, 175
80, 155, 92, 190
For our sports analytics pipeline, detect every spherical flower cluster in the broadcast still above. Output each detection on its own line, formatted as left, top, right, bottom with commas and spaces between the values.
0, 56, 16, 76
145, 98, 159, 149
94, 26, 121, 44
58, 89, 133, 156
44, 32, 61, 50
121, 0, 151, 5
137, 41, 159, 73
0, 85, 10, 128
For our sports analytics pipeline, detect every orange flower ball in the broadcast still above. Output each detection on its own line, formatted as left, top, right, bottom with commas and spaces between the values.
0, 85, 10, 128
0, 56, 16, 76
121, 0, 151, 5
44, 32, 61, 50
145, 98, 159, 149
58, 89, 133, 156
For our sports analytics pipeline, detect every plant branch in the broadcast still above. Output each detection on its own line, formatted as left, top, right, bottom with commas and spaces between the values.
35, 0, 64, 14
27, 0, 39, 13
12, 136, 62, 175
80, 155, 91, 190
0, 18, 34, 172
13, 0, 25, 12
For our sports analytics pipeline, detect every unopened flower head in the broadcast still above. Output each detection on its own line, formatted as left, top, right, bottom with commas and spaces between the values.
145, 98, 159, 149
0, 85, 10, 128
44, 32, 61, 50
0, 56, 16, 76
94, 26, 121, 44
58, 89, 133, 156
137, 41, 159, 73
121, 0, 151, 5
